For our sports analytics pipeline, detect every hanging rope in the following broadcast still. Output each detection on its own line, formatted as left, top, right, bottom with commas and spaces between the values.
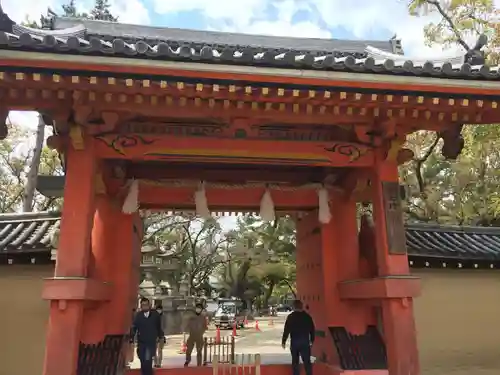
122, 179, 139, 214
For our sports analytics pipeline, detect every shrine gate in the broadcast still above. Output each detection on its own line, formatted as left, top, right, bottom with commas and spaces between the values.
0, 6, 498, 375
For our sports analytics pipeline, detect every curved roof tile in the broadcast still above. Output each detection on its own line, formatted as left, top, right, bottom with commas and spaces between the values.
406, 223, 500, 261
0, 211, 59, 253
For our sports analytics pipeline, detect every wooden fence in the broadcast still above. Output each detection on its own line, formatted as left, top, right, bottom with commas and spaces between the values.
203, 336, 235, 365
213, 354, 261, 375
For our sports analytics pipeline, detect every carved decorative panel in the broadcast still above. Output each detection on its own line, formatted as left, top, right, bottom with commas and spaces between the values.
255, 124, 351, 142
382, 181, 407, 255
122, 121, 227, 137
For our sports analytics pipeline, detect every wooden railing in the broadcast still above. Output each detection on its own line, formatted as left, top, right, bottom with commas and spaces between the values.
213, 354, 261, 375
203, 336, 235, 365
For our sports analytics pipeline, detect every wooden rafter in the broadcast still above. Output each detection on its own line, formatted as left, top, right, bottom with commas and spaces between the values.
0, 71, 496, 129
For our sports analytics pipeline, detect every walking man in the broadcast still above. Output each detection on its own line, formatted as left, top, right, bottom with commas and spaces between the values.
130, 298, 164, 375
282, 299, 315, 375
184, 303, 207, 367
154, 304, 166, 368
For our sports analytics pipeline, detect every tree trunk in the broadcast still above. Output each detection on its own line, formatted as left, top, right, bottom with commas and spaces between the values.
263, 281, 275, 308
22, 113, 45, 212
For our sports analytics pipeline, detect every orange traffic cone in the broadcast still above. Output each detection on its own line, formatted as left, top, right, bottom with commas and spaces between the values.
244, 317, 249, 326
215, 327, 221, 344
269, 318, 274, 326
232, 322, 237, 337
255, 320, 261, 332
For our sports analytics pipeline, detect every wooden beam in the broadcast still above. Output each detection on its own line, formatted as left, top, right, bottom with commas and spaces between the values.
95, 134, 374, 167
136, 184, 320, 209
0, 83, 493, 127
124, 163, 332, 184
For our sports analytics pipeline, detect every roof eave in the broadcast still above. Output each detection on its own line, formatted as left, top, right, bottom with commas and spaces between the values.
1, 50, 499, 96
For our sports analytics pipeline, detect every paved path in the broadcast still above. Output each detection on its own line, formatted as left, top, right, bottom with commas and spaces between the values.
129, 317, 291, 369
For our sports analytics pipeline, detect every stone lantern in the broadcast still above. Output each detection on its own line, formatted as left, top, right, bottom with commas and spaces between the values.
140, 244, 180, 296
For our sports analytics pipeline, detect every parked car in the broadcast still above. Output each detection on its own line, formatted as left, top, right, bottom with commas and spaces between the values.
276, 304, 292, 317
213, 300, 246, 329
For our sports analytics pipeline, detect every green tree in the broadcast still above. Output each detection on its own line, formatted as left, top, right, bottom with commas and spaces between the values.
61, 0, 85, 18
216, 214, 296, 307
24, 0, 117, 28
0, 123, 62, 212
403, 0, 500, 225
142, 213, 230, 295
90, 0, 118, 22
408, 0, 498, 62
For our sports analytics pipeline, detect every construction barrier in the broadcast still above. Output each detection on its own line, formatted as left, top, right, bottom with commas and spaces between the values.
213, 353, 261, 375
203, 336, 235, 365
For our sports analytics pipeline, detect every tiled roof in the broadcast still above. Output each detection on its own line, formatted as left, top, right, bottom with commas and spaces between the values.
0, 211, 59, 254
0, 13, 492, 80
406, 223, 500, 261
52, 17, 403, 56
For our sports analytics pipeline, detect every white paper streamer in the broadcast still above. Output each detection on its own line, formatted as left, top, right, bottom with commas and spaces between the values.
260, 189, 275, 221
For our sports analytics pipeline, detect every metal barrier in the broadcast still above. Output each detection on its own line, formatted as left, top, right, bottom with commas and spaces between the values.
203, 336, 235, 365
213, 354, 261, 375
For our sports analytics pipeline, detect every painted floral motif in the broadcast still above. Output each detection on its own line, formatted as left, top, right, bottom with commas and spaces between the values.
95, 135, 155, 155
323, 143, 368, 162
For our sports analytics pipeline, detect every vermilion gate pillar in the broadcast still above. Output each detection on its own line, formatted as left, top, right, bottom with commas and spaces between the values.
41, 138, 142, 375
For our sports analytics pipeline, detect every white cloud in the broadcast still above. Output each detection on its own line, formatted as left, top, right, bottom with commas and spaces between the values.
2, 0, 60, 24
152, 0, 269, 27
109, 0, 150, 25
311, 0, 454, 58
215, 0, 330, 38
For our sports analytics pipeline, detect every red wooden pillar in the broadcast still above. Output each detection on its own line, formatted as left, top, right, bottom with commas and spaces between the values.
371, 149, 420, 375
42, 135, 100, 375
324, 194, 371, 334
296, 197, 362, 367
82, 193, 142, 343
295, 212, 326, 358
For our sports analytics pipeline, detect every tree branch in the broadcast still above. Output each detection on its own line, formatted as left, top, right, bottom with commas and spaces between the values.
415, 133, 440, 194
427, 0, 470, 51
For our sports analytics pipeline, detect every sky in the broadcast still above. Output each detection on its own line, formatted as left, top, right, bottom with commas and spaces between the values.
0, 0, 471, 227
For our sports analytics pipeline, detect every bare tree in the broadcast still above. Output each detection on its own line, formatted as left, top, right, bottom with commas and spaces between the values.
22, 114, 45, 211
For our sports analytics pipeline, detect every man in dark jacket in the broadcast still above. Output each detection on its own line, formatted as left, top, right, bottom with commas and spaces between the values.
282, 300, 315, 375
130, 298, 164, 375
